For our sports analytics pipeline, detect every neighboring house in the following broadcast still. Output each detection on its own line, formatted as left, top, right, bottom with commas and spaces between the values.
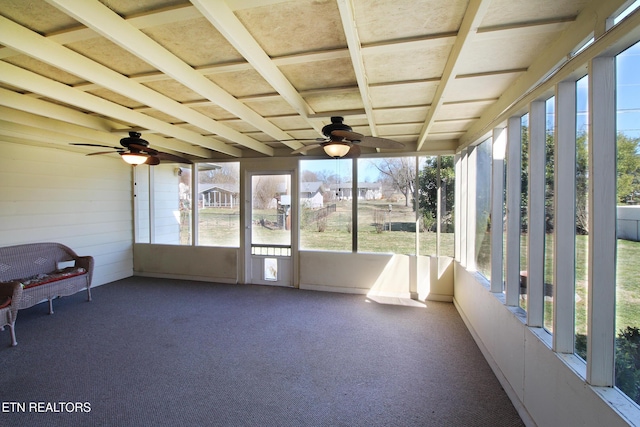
328, 182, 382, 200
300, 181, 325, 208
199, 183, 239, 208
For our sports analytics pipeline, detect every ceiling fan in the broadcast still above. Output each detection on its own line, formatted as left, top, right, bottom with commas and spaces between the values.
71, 132, 192, 165
291, 116, 404, 158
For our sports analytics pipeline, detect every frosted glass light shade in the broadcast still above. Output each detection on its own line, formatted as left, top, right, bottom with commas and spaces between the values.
323, 143, 351, 158
121, 152, 148, 165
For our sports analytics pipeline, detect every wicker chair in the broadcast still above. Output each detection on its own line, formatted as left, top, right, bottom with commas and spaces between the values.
0, 281, 22, 346
0, 242, 94, 315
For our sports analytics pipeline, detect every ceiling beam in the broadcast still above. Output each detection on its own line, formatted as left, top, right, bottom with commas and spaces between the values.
337, 0, 377, 137
0, 18, 255, 156
416, 0, 493, 151
0, 87, 114, 133
44, 0, 281, 155
190, 0, 324, 137
475, 16, 576, 40
362, 33, 458, 55
0, 120, 105, 149
0, 106, 210, 159
0, 4, 202, 59
0, 60, 242, 157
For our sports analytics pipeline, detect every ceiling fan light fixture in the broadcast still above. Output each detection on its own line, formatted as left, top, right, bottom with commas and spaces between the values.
323, 142, 351, 158
121, 152, 149, 165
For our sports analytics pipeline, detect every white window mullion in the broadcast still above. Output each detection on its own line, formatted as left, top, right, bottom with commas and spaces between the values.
491, 127, 507, 292
352, 157, 358, 253
553, 81, 577, 353
149, 165, 155, 244
436, 155, 442, 257
505, 117, 522, 306
191, 164, 198, 246
454, 152, 463, 262
458, 150, 468, 266
415, 155, 420, 257
132, 166, 139, 243
466, 147, 477, 271
527, 100, 546, 327
587, 56, 616, 387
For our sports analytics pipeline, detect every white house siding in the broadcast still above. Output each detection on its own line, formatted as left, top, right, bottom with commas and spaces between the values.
134, 165, 150, 243
0, 141, 134, 286
151, 164, 181, 244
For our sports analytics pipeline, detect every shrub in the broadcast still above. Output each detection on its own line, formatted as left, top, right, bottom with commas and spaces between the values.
575, 326, 640, 405
373, 209, 386, 233
316, 216, 327, 232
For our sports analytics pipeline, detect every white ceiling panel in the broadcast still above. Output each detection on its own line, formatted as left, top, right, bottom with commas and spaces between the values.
0, 0, 609, 159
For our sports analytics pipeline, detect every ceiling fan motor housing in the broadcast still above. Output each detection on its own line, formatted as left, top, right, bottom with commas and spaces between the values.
322, 117, 352, 140
119, 131, 149, 148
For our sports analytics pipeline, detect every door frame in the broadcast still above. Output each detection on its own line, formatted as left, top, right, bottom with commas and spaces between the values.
241, 168, 298, 287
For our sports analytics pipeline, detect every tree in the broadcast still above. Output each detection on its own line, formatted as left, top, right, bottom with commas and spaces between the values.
617, 133, 640, 204
198, 163, 239, 185
518, 129, 638, 234
252, 176, 282, 209
520, 125, 529, 232
418, 156, 455, 231
575, 132, 589, 234
370, 158, 415, 207
301, 170, 319, 182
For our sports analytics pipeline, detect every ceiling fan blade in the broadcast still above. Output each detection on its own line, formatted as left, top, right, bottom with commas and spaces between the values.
145, 156, 161, 166
129, 142, 157, 155
358, 136, 405, 149
70, 143, 122, 150
86, 150, 123, 156
155, 152, 193, 164
330, 130, 404, 149
330, 129, 364, 141
345, 144, 361, 158
291, 143, 322, 155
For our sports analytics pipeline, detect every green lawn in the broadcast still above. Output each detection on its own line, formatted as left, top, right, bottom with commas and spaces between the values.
184, 206, 639, 333
517, 233, 640, 335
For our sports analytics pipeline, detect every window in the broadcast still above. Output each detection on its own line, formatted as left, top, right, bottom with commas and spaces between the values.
299, 159, 352, 252
134, 165, 150, 243
417, 156, 456, 257
575, 75, 589, 359
357, 157, 416, 254
613, 0, 640, 25
418, 156, 437, 256
615, 41, 640, 406
197, 162, 239, 247
177, 166, 192, 245
153, 164, 187, 245
440, 156, 456, 258
475, 138, 492, 278
544, 97, 556, 332
520, 114, 529, 310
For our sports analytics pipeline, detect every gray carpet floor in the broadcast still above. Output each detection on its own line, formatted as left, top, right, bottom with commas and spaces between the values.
0, 277, 524, 426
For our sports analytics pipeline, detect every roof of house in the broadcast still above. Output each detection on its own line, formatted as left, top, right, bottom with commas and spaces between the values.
300, 181, 325, 194
199, 183, 239, 194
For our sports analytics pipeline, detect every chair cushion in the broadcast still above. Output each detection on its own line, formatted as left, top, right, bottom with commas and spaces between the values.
21, 267, 87, 289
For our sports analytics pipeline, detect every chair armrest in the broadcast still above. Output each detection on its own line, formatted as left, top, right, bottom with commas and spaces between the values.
74, 255, 95, 284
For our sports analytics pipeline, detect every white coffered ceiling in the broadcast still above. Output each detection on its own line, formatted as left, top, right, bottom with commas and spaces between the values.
0, 0, 620, 161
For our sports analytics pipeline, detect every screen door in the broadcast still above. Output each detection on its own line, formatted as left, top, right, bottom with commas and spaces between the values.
246, 173, 292, 286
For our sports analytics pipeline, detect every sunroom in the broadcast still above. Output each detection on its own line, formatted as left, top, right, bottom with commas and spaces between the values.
1, 0, 639, 426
